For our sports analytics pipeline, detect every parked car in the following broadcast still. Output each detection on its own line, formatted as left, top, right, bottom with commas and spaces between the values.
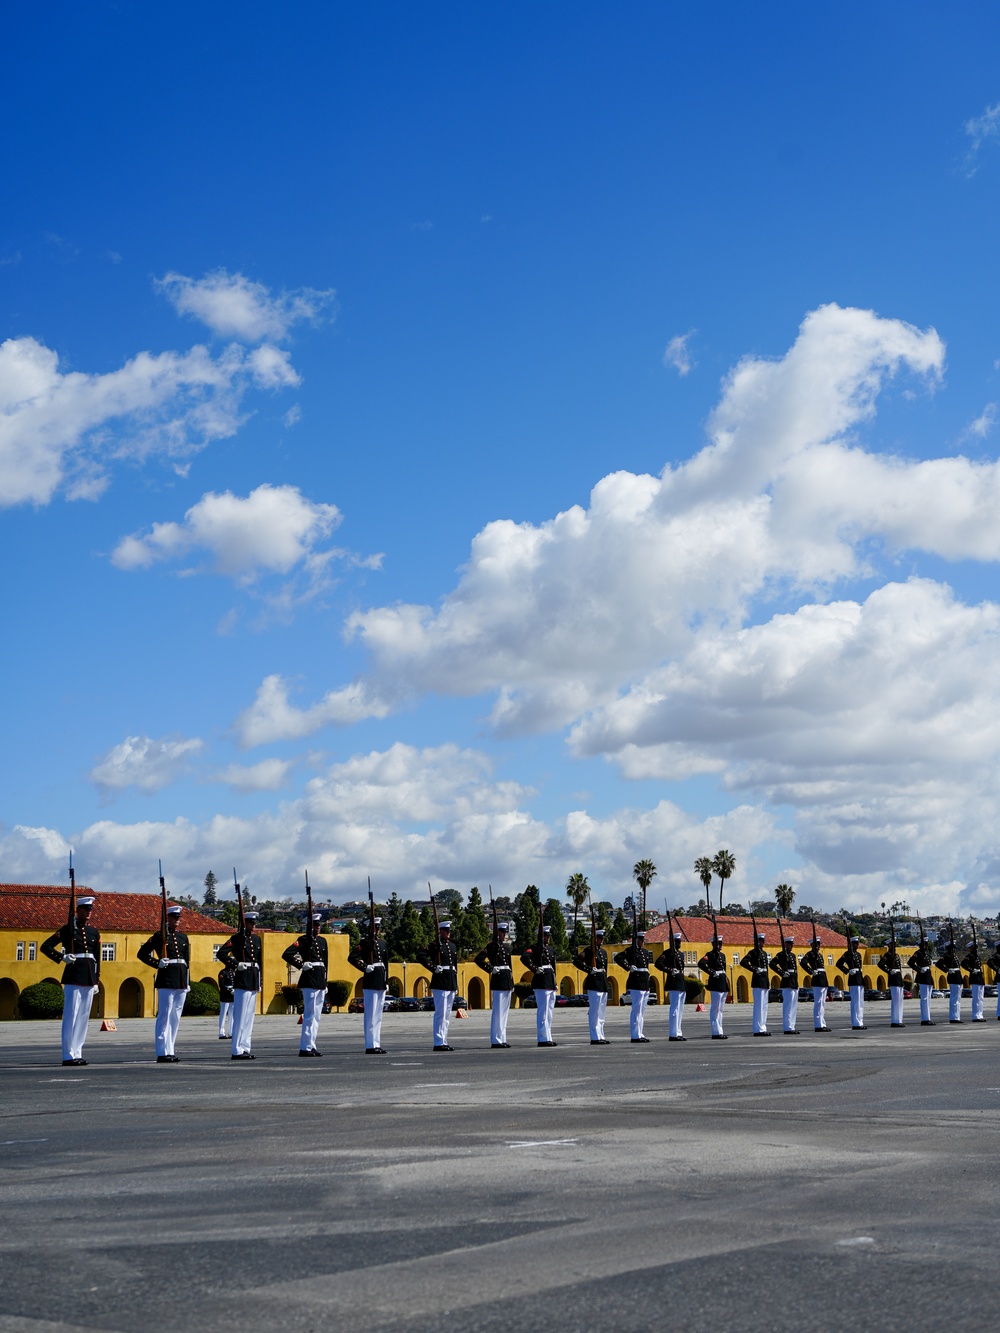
564, 994, 590, 1008
961, 987, 972, 998
347, 997, 365, 1014
797, 987, 814, 1001
825, 988, 847, 1001
521, 994, 537, 1008
864, 988, 889, 1001
452, 995, 468, 1011
931, 989, 947, 998
984, 984, 998, 997
382, 995, 398, 1012
768, 988, 783, 1002
619, 992, 659, 1004
394, 997, 422, 1013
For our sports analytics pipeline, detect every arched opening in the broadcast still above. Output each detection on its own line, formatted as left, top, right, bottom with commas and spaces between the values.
118, 977, 144, 1018
199, 977, 219, 991
354, 978, 365, 998
876, 976, 887, 991
834, 973, 845, 989
736, 976, 749, 1003
413, 976, 428, 998
607, 976, 620, 1004
647, 977, 660, 1003
518, 971, 534, 988
468, 977, 485, 1009
863, 974, 875, 990
89, 983, 104, 1019
0, 978, 19, 1020
387, 976, 402, 998
560, 976, 576, 997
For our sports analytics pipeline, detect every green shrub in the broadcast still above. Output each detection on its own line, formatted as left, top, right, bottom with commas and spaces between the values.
182, 981, 221, 1016
327, 979, 352, 1011
19, 981, 64, 1019
684, 977, 705, 1003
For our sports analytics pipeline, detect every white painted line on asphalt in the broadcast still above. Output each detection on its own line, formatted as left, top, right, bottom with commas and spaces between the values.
507, 1138, 579, 1148
836, 1236, 875, 1247
412, 1082, 469, 1088
390, 1062, 423, 1066
1, 1138, 49, 1145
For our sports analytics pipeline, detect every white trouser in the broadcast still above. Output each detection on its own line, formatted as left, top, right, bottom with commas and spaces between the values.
490, 989, 512, 1044
668, 990, 685, 1038
782, 989, 798, 1032
709, 990, 726, 1036
432, 989, 455, 1046
849, 985, 865, 1027
813, 987, 827, 1030
61, 984, 96, 1061
629, 989, 648, 1038
219, 1001, 233, 1037
889, 985, 904, 1025
587, 990, 607, 1041
949, 984, 962, 1021
534, 989, 556, 1042
155, 988, 186, 1057
232, 990, 257, 1055
362, 988, 385, 1050
919, 984, 933, 1022
301, 987, 326, 1051
971, 985, 985, 1020
996, 988, 1000, 1018
752, 988, 769, 1034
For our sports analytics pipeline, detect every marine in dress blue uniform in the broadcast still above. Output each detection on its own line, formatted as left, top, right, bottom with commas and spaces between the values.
41, 895, 100, 1065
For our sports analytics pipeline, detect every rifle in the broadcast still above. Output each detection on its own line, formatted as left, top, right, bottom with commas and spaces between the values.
489, 884, 499, 950
234, 867, 248, 965
536, 896, 546, 966
750, 910, 759, 957
68, 849, 76, 934
631, 898, 639, 954
588, 894, 598, 970
158, 858, 171, 962
889, 916, 897, 971
368, 876, 377, 965
304, 869, 315, 956
429, 882, 441, 966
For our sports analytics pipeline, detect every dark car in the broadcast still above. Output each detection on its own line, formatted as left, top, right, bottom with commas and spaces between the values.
564, 994, 590, 1008
521, 994, 537, 1008
825, 988, 847, 1001
985, 984, 998, 998
864, 988, 889, 1001
797, 987, 814, 1001
347, 997, 365, 1014
394, 997, 422, 1013
418, 997, 435, 1011
554, 994, 569, 1007
768, 988, 783, 1002
452, 995, 468, 1011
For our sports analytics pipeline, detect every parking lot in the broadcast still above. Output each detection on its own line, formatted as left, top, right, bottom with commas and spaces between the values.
1, 998, 998, 1333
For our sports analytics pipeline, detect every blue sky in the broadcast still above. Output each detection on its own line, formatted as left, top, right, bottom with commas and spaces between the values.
5, 3, 1000, 913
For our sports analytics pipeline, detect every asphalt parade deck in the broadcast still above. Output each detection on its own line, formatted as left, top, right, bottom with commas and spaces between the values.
1, 1000, 997, 1333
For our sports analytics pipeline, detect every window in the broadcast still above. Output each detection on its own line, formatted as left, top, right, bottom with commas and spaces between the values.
685, 949, 697, 964
870, 953, 881, 966
16, 941, 24, 961
213, 944, 224, 961
28, 941, 36, 960
101, 943, 116, 962
827, 954, 834, 966
733, 953, 740, 967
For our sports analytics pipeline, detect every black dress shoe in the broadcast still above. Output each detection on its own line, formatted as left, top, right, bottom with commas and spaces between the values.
501, 1042, 511, 1048
590, 1040, 602, 1045
537, 1040, 558, 1047
669, 1036, 686, 1042
218, 1035, 229, 1040
815, 1027, 831, 1032
631, 1037, 650, 1043
62, 1058, 87, 1066
949, 1020, 963, 1024
231, 1053, 254, 1060
492, 1043, 507, 1048
921, 1020, 936, 1025
852, 1026, 867, 1031
891, 1023, 905, 1028
433, 1045, 454, 1051
711, 1033, 728, 1039
753, 1032, 771, 1037
783, 1030, 799, 1035
972, 1018, 986, 1023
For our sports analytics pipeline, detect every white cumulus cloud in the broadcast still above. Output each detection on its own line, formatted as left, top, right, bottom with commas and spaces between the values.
211, 758, 294, 793
155, 269, 336, 342
111, 484, 342, 581
89, 735, 205, 795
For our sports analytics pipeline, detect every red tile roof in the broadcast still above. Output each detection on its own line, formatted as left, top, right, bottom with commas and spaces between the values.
0, 885, 233, 935
644, 915, 847, 949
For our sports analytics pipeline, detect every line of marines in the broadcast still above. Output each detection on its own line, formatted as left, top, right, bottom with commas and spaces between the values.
40, 899, 1000, 1065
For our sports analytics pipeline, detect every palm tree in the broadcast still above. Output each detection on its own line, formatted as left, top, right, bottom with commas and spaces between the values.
775, 883, 795, 917
633, 859, 656, 929
694, 857, 714, 912
565, 872, 590, 936
712, 849, 736, 914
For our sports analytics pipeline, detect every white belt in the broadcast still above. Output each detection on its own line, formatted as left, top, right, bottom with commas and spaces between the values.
629, 966, 647, 972
589, 968, 606, 976
237, 962, 257, 971
535, 965, 553, 973
434, 965, 450, 973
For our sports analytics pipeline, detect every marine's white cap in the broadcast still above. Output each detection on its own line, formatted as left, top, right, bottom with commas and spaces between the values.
244, 911, 259, 921
311, 913, 322, 922
77, 896, 95, 908
542, 924, 552, 934
167, 904, 182, 915
439, 920, 452, 930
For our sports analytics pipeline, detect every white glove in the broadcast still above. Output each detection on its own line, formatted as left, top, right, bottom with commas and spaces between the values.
62, 953, 76, 963
365, 963, 381, 972
157, 959, 170, 969
237, 961, 253, 970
